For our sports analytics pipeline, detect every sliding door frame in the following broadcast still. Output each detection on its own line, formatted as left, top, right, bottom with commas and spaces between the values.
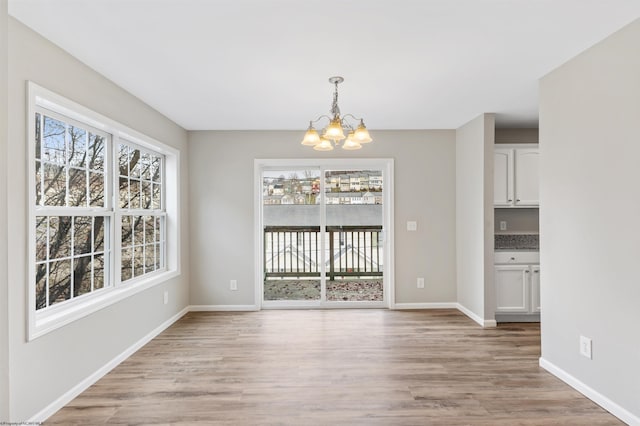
254, 158, 394, 309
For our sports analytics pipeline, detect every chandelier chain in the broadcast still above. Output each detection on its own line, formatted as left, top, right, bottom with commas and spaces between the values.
331, 80, 341, 118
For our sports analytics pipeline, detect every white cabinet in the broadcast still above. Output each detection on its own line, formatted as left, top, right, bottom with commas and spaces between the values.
514, 149, 539, 206
495, 264, 540, 314
494, 251, 540, 319
493, 148, 514, 206
494, 146, 539, 207
495, 265, 529, 313
530, 265, 540, 313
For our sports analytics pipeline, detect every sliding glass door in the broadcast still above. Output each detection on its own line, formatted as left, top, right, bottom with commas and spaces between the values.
262, 168, 321, 302
258, 159, 392, 308
324, 169, 383, 302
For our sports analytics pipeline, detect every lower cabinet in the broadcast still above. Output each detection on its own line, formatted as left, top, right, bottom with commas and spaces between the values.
495, 263, 540, 321
530, 265, 540, 313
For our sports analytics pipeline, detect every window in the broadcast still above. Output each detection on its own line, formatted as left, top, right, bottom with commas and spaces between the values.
117, 142, 165, 282
34, 112, 112, 310
28, 82, 179, 340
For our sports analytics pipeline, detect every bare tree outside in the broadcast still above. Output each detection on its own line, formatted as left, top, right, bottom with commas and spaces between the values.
35, 113, 108, 309
118, 143, 164, 284
33, 112, 165, 310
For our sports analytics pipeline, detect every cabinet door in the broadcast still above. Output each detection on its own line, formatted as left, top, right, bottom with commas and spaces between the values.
495, 265, 529, 313
530, 265, 540, 313
494, 149, 514, 206
514, 149, 539, 206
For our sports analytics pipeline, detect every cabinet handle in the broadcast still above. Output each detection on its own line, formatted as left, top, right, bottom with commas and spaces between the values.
508, 199, 513, 202
525, 270, 530, 273
533, 271, 539, 273
510, 257, 515, 260
516, 199, 521, 202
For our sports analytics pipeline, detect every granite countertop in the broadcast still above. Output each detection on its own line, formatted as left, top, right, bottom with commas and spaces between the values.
494, 234, 539, 251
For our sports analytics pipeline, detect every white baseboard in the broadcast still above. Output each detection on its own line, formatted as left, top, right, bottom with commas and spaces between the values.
456, 303, 497, 328
29, 307, 189, 423
482, 319, 497, 327
539, 357, 639, 426
189, 304, 259, 312
392, 302, 458, 310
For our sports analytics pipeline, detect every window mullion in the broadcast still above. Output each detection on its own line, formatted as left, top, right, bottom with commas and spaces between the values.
34, 207, 110, 216
70, 216, 75, 300
45, 217, 50, 307
84, 129, 90, 208
38, 113, 44, 207
65, 122, 70, 207
91, 216, 95, 293
112, 135, 120, 288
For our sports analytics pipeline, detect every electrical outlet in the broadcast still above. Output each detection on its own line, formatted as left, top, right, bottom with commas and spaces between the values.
163, 290, 168, 305
499, 221, 507, 231
407, 221, 417, 231
417, 277, 425, 289
230, 280, 238, 291
580, 335, 592, 359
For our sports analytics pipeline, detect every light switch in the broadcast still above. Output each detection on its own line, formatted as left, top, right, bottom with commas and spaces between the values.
407, 221, 417, 231
580, 336, 592, 359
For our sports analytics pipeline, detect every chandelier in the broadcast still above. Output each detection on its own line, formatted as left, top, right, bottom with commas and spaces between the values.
300, 76, 373, 151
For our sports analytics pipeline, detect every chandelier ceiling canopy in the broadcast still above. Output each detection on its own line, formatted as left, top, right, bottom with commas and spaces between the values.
301, 76, 372, 151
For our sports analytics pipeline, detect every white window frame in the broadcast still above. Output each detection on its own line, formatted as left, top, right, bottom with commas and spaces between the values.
27, 82, 181, 340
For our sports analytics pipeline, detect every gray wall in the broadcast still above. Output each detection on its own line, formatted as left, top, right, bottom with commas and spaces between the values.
455, 114, 495, 323
539, 18, 640, 420
7, 18, 190, 421
188, 130, 457, 306
0, 0, 9, 421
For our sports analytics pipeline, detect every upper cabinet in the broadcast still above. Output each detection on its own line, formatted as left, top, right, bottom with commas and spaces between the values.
514, 148, 539, 206
494, 148, 514, 206
494, 146, 539, 207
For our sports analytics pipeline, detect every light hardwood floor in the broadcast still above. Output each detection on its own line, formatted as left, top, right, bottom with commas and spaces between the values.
47, 309, 622, 425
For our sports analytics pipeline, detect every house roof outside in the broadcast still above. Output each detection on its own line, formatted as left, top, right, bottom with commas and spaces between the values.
264, 205, 382, 227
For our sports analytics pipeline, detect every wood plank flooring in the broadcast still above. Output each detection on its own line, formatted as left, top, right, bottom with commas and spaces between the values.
46, 309, 623, 425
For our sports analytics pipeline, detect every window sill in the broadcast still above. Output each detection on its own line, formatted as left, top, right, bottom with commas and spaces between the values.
29, 269, 180, 341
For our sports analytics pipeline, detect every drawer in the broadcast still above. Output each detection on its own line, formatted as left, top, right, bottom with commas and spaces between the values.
494, 251, 540, 264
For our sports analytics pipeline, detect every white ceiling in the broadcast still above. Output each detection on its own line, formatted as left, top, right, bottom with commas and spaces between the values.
8, 1, 640, 131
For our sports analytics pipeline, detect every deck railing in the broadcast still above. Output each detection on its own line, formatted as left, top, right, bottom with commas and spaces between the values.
264, 225, 383, 281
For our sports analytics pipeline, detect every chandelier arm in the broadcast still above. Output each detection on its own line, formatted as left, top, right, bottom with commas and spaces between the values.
341, 113, 364, 123
309, 115, 332, 126
340, 114, 363, 131
341, 121, 355, 132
